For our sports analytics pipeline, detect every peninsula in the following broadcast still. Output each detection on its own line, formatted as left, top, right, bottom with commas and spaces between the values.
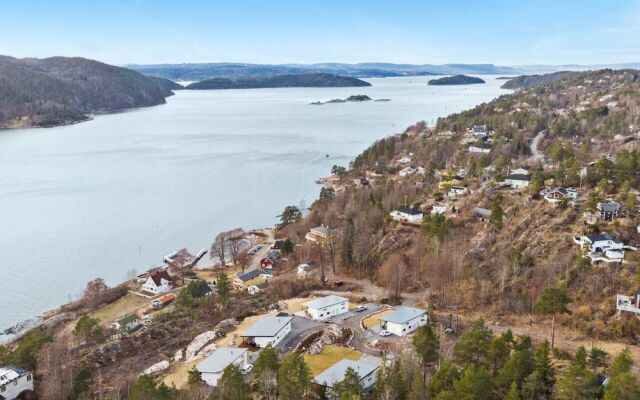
185, 73, 371, 90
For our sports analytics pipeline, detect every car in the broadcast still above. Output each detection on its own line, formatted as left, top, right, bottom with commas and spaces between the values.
355, 305, 367, 312
379, 330, 392, 337
241, 364, 254, 374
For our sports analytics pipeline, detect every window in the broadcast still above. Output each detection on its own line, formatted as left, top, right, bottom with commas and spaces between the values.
1, 385, 5, 392
27, 374, 32, 381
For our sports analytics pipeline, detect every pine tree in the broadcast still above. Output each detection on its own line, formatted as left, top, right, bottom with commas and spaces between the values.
278, 352, 312, 400
413, 325, 440, 374
574, 345, 588, 368
218, 364, 250, 400
254, 344, 279, 399
453, 319, 491, 366
522, 340, 555, 400
333, 367, 363, 399
217, 272, 230, 307
452, 365, 494, 400
504, 382, 521, 400
408, 370, 428, 400
428, 360, 460, 398
533, 285, 571, 349
554, 364, 600, 400
604, 348, 640, 400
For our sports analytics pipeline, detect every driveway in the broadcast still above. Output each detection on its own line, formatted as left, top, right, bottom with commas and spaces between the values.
530, 130, 546, 161
277, 316, 324, 354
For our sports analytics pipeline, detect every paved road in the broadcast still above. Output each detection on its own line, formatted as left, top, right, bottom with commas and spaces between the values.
278, 316, 324, 354
530, 130, 546, 161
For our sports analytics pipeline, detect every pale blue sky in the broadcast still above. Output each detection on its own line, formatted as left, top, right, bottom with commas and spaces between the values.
1, 0, 639, 65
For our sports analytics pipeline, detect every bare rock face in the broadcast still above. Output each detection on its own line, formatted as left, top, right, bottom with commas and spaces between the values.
308, 324, 348, 355
185, 331, 217, 362
143, 360, 170, 375
198, 343, 218, 358
174, 349, 184, 362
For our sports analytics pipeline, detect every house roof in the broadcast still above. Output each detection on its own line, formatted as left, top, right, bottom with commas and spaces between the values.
310, 226, 333, 235
379, 306, 426, 324
148, 270, 171, 286
240, 316, 293, 338
394, 207, 423, 216
117, 314, 138, 326
196, 348, 247, 374
193, 284, 213, 297
505, 174, 531, 181
586, 233, 619, 243
450, 186, 467, 191
237, 269, 262, 282
473, 207, 492, 218
598, 202, 621, 212
0, 365, 30, 385
303, 295, 348, 310
314, 358, 381, 387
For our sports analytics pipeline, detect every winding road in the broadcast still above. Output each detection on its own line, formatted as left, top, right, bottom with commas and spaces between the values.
530, 130, 546, 161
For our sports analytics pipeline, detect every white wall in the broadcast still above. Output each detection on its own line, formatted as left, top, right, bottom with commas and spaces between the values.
253, 321, 292, 348
201, 352, 248, 387
307, 300, 349, 320
143, 278, 171, 295
386, 314, 427, 336
0, 373, 33, 399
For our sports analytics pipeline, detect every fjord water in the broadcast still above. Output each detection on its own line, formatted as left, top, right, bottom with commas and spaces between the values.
0, 76, 509, 330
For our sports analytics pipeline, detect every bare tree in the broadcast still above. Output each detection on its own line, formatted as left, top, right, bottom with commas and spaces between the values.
39, 336, 73, 400
227, 228, 245, 265
210, 232, 228, 267
83, 278, 108, 311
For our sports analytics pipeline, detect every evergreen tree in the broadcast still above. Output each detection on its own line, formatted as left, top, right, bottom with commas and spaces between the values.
413, 325, 440, 373
451, 365, 494, 400
408, 370, 428, 400
217, 272, 230, 307
429, 360, 460, 398
498, 346, 534, 391
254, 344, 279, 399
487, 335, 511, 376
341, 218, 355, 270
333, 367, 363, 399
504, 382, 521, 400
554, 364, 600, 400
574, 345, 588, 368
280, 205, 302, 226
533, 285, 571, 349
453, 319, 491, 366
278, 352, 312, 400
609, 348, 634, 377
489, 196, 504, 230
604, 373, 640, 400
522, 340, 555, 400
129, 375, 178, 400
588, 347, 608, 370
218, 364, 250, 400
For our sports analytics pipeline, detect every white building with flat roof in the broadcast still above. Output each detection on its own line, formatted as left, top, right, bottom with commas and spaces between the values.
196, 348, 248, 387
303, 295, 349, 320
240, 316, 293, 348
378, 307, 427, 336
0, 365, 33, 399
314, 356, 381, 392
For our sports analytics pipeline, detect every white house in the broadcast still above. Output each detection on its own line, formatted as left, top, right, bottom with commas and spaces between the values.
196, 348, 248, 387
469, 145, 491, 154
390, 207, 423, 224
616, 292, 640, 315
431, 204, 447, 215
0, 365, 33, 400
397, 155, 412, 164
448, 186, 469, 197
597, 201, 621, 221
510, 167, 530, 176
111, 314, 141, 333
142, 270, 172, 295
544, 187, 580, 204
303, 295, 349, 320
573, 233, 636, 263
240, 316, 293, 348
504, 174, 531, 189
296, 263, 318, 279
305, 226, 337, 244
314, 357, 381, 392
378, 307, 427, 336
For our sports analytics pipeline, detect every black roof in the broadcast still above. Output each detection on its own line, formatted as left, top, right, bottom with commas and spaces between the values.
395, 207, 422, 215
506, 174, 531, 181
237, 269, 262, 282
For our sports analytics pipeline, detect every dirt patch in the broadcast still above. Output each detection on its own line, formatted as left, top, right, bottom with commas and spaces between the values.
91, 293, 148, 324
363, 309, 394, 329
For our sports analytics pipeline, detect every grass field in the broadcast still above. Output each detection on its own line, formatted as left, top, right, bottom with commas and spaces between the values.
92, 293, 148, 324
363, 309, 393, 329
304, 345, 362, 376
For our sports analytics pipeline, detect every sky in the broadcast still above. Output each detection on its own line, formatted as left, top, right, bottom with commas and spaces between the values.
1, 0, 639, 66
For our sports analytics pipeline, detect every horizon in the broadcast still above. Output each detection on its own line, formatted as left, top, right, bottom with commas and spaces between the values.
1, 0, 639, 66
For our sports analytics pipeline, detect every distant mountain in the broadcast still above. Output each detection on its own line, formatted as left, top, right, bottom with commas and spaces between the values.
428, 75, 485, 85
501, 71, 585, 90
128, 62, 519, 81
185, 73, 371, 90
0, 56, 177, 128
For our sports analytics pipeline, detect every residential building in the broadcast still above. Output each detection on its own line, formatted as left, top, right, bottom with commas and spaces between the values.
297, 262, 318, 279
196, 348, 248, 386
616, 293, 640, 315
389, 207, 423, 224
378, 307, 427, 336
142, 270, 173, 295
111, 314, 141, 333
303, 295, 349, 320
448, 186, 469, 197
234, 269, 273, 289
473, 207, 492, 220
0, 365, 33, 399
151, 293, 176, 309
260, 250, 281, 268
573, 233, 636, 263
597, 201, 621, 221
305, 226, 337, 244
468, 145, 491, 154
510, 167, 530, 175
504, 174, 531, 189
240, 316, 293, 348
314, 357, 381, 392
543, 187, 580, 204
431, 204, 447, 215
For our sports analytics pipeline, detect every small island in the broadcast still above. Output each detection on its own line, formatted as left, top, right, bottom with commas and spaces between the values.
310, 95, 390, 105
186, 73, 371, 90
428, 74, 485, 85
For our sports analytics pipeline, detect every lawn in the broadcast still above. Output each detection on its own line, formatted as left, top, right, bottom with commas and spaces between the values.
363, 309, 393, 329
304, 345, 362, 376
162, 359, 200, 390
91, 293, 148, 324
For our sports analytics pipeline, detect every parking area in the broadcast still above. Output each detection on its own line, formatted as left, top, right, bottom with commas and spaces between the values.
277, 316, 325, 353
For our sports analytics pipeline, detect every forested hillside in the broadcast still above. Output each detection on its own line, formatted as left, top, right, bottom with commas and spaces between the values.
0, 56, 177, 128
185, 73, 371, 90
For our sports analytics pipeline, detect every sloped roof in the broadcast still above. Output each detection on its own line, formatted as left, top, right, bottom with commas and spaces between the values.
394, 207, 422, 216
379, 306, 426, 324
314, 357, 381, 387
303, 295, 348, 310
237, 269, 262, 282
505, 174, 531, 181
148, 270, 171, 286
196, 348, 247, 374
240, 316, 293, 338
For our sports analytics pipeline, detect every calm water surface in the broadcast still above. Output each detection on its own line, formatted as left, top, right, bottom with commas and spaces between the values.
0, 76, 509, 329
